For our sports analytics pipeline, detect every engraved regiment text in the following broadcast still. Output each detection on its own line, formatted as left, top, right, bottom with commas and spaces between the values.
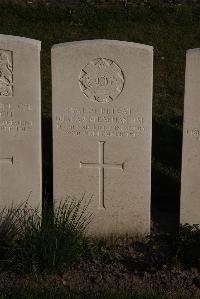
0, 103, 33, 133
56, 107, 145, 138
186, 128, 200, 140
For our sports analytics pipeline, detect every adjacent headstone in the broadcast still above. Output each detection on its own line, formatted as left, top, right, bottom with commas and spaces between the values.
0, 35, 42, 209
52, 40, 153, 236
181, 49, 200, 225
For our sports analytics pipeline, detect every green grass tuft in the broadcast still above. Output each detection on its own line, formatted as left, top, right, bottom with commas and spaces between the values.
175, 224, 200, 268
0, 195, 92, 275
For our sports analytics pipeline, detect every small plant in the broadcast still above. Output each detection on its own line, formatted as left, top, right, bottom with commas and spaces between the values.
0, 194, 92, 275
84, 238, 116, 263
175, 224, 200, 269
15, 194, 92, 275
0, 203, 26, 271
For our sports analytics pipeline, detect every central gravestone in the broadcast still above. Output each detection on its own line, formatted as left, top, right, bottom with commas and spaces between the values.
0, 35, 42, 209
52, 40, 153, 236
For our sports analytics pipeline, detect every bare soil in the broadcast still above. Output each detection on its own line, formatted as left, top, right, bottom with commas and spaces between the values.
1, 0, 200, 6
0, 263, 199, 298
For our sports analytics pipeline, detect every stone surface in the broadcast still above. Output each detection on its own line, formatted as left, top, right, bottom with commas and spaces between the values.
0, 34, 42, 209
181, 49, 200, 225
52, 40, 153, 236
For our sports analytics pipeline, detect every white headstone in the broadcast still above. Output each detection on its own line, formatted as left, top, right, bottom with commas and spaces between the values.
52, 40, 153, 236
0, 35, 42, 209
181, 49, 200, 225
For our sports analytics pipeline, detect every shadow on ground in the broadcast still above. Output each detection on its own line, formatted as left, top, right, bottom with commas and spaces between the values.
151, 117, 183, 233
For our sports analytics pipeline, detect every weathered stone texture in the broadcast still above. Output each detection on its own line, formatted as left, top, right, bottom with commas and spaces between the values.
0, 35, 42, 209
52, 40, 153, 236
181, 49, 200, 225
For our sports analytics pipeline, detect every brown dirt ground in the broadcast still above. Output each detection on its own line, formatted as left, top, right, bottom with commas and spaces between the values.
0, 262, 199, 298
1, 0, 200, 6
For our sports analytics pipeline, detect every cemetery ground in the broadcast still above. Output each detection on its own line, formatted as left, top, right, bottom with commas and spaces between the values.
0, 1, 200, 298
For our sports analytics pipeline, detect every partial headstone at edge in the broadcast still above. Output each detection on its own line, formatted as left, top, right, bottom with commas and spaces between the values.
0, 34, 42, 209
181, 48, 200, 225
52, 40, 153, 236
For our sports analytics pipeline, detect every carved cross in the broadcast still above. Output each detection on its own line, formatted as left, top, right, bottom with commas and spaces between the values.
80, 141, 124, 210
0, 156, 14, 178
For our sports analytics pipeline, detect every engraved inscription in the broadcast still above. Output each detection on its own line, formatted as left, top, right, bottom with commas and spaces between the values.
0, 120, 33, 133
79, 58, 125, 103
186, 128, 200, 140
0, 103, 33, 133
80, 141, 124, 210
0, 50, 13, 97
56, 106, 145, 138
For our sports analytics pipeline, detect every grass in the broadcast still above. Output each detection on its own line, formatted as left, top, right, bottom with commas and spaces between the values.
0, 2, 200, 297
0, 202, 199, 297
0, 2, 196, 117
175, 224, 200, 268
0, 201, 199, 274
0, 1, 197, 231
0, 195, 91, 275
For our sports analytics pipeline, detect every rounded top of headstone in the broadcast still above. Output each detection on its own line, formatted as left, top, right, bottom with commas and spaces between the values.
187, 48, 200, 54
0, 34, 41, 50
52, 39, 153, 52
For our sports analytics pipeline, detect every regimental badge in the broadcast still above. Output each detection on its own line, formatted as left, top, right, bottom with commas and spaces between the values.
79, 57, 125, 103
